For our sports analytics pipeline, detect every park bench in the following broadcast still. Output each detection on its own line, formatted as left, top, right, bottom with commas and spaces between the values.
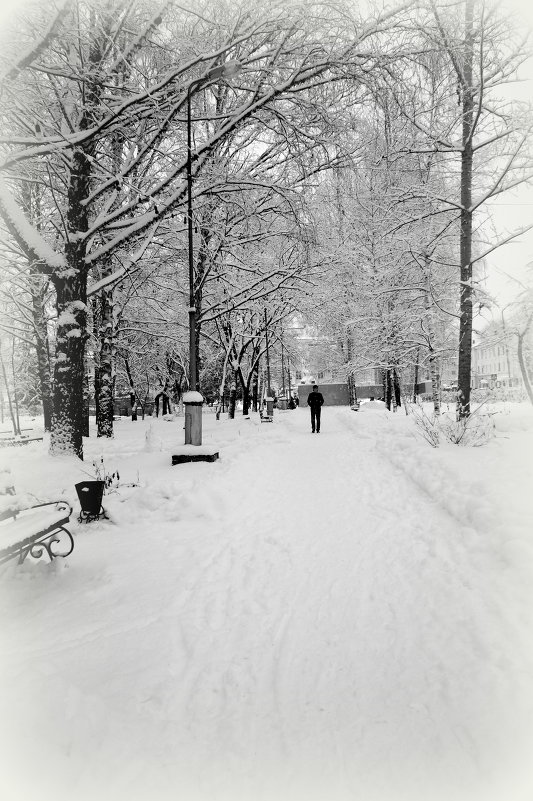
0, 498, 74, 566
0, 435, 44, 448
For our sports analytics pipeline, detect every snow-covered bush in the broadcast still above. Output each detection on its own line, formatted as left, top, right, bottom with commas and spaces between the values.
440, 405, 496, 447
408, 401, 495, 447
406, 401, 440, 447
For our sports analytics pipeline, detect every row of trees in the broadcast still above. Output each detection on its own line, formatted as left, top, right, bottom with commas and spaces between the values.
0, 0, 532, 458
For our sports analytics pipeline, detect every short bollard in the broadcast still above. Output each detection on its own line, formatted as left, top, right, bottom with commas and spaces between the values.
183, 391, 204, 445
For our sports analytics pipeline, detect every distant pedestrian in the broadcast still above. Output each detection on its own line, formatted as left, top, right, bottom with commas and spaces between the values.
307, 385, 324, 433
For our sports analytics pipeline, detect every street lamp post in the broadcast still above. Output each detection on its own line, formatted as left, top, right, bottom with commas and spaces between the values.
187, 62, 239, 390
186, 82, 197, 393
184, 60, 239, 444
281, 337, 286, 400
264, 309, 272, 396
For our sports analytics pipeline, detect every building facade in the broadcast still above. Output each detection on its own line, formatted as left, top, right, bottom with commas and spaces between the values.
471, 329, 524, 390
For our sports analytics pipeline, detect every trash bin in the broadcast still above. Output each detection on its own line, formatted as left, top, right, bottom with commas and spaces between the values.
75, 481, 105, 522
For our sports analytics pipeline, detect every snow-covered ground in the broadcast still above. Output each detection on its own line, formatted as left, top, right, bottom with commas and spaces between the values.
1, 403, 532, 801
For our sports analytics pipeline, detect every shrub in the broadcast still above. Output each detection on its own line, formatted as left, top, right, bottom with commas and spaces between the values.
440, 404, 496, 446
407, 401, 440, 447
408, 400, 495, 447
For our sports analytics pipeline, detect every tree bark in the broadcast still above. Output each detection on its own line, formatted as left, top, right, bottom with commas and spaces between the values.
517, 330, 533, 406
49, 15, 106, 458
412, 356, 420, 403
0, 341, 19, 435
95, 284, 114, 437
50, 266, 88, 458
228, 370, 237, 419
242, 385, 251, 415
252, 362, 259, 412
457, 0, 474, 419
423, 268, 441, 416
31, 283, 53, 431
22, 181, 54, 432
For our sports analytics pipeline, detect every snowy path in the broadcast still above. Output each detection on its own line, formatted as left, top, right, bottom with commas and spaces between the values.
1, 406, 532, 801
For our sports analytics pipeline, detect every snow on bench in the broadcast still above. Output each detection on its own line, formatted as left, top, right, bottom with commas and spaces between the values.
0, 499, 74, 566
0, 435, 44, 448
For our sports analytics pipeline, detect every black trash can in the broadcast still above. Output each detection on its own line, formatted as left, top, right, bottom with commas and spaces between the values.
75, 480, 105, 522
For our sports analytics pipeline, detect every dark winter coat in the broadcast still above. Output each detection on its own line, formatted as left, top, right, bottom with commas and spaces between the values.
307, 391, 324, 409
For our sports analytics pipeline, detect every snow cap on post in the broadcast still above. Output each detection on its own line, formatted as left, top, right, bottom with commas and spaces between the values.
182, 391, 204, 404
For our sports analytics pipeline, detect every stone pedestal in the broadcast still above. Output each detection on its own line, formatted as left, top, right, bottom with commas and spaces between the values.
183, 391, 203, 445
173, 391, 219, 465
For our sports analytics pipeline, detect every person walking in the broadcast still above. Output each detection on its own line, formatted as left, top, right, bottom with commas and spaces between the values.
307, 384, 324, 433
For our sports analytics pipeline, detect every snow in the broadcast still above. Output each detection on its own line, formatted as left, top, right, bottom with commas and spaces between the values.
87, 267, 126, 297
0, 504, 70, 549
1, 403, 533, 801
57, 311, 78, 326
359, 399, 388, 411
0, 176, 66, 270
182, 391, 204, 403
172, 444, 219, 456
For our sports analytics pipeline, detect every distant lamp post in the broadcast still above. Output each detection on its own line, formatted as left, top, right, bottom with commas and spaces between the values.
186, 59, 240, 393
264, 309, 272, 396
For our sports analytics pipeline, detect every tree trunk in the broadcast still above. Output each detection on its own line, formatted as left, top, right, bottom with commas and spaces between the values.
235, 365, 251, 415
517, 331, 533, 406
384, 369, 391, 409
49, 269, 88, 459
457, 0, 474, 419
22, 183, 54, 432
423, 272, 441, 416
228, 371, 237, 419
11, 339, 21, 434
389, 369, 398, 412
193, 220, 212, 393
49, 15, 107, 458
123, 358, 139, 421
428, 348, 441, 416
217, 345, 233, 419
252, 362, 259, 412
32, 292, 53, 432
96, 285, 114, 437
83, 360, 90, 437
242, 385, 251, 415
412, 350, 420, 403
0, 342, 19, 435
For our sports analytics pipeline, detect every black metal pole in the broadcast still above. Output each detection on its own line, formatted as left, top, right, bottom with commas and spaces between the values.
281, 338, 286, 399
187, 86, 197, 392
264, 310, 271, 396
